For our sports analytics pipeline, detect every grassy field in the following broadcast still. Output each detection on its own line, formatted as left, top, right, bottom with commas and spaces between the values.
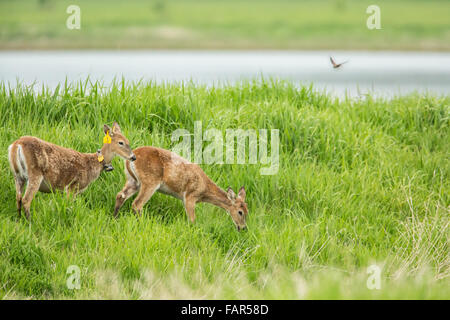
0, 0, 449, 50
0, 79, 449, 299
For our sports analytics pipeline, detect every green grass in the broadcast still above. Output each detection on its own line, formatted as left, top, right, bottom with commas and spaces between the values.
0, 79, 449, 299
0, 0, 449, 50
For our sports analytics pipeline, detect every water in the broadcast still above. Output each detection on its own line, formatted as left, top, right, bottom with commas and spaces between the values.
1, 50, 449, 98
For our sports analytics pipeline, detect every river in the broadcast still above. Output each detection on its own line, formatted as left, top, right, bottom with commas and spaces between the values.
1, 50, 449, 98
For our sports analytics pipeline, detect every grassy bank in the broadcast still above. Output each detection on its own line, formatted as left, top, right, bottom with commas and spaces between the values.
0, 80, 449, 299
0, 0, 449, 50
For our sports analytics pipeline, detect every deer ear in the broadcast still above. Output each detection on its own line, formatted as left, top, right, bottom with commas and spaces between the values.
112, 122, 121, 134
238, 186, 246, 201
227, 187, 236, 200
103, 124, 111, 135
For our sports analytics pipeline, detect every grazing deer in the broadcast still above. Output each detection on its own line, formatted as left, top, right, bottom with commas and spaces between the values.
8, 122, 136, 220
114, 146, 249, 231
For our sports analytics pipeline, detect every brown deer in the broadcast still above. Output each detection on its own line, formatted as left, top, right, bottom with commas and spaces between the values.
113, 146, 249, 231
8, 122, 136, 220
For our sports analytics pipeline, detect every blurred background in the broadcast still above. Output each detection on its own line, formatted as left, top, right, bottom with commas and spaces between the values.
1, 0, 449, 50
0, 0, 449, 96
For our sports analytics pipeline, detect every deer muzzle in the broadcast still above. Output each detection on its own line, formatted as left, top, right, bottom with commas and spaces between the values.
104, 164, 114, 172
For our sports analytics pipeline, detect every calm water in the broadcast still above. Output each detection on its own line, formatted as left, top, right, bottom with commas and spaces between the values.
1, 50, 449, 98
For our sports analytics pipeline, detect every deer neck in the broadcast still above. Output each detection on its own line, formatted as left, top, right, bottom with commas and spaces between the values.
100, 143, 114, 164
84, 152, 106, 178
201, 180, 233, 212
79, 145, 112, 185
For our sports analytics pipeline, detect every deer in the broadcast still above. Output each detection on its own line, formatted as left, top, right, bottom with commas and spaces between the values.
113, 146, 249, 231
8, 122, 136, 220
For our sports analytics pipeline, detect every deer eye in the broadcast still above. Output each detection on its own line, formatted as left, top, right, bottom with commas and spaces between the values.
118, 141, 124, 146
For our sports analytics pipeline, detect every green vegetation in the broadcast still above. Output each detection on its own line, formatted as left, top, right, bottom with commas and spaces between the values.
0, 0, 449, 50
0, 79, 449, 299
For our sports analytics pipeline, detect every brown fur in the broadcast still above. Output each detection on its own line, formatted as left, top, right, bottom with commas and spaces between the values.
114, 146, 249, 231
8, 122, 135, 220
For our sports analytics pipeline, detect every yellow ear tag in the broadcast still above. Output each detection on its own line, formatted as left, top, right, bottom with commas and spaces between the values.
103, 131, 112, 144
97, 154, 104, 162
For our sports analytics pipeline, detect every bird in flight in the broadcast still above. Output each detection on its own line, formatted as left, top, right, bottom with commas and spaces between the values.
330, 56, 348, 69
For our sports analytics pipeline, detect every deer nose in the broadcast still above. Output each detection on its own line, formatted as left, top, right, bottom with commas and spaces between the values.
104, 164, 114, 172
130, 154, 136, 161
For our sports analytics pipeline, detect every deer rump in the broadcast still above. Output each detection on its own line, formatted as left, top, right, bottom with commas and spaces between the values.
8, 136, 97, 193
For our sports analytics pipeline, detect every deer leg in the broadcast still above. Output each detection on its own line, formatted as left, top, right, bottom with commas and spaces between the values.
65, 184, 79, 200
14, 176, 26, 218
131, 182, 160, 217
21, 175, 43, 220
183, 195, 197, 223
114, 180, 139, 218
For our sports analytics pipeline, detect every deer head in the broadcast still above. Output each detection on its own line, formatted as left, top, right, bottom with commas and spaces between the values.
227, 186, 248, 231
99, 122, 136, 169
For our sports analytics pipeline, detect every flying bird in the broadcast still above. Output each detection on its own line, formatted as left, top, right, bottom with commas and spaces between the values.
330, 56, 348, 69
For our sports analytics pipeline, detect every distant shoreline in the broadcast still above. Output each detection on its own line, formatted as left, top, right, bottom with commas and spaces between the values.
1, 45, 448, 52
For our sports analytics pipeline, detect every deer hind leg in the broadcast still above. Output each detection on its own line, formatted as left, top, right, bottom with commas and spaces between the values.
22, 175, 43, 220
114, 180, 139, 218
9, 144, 26, 218
131, 181, 160, 217
183, 195, 197, 223
14, 176, 26, 218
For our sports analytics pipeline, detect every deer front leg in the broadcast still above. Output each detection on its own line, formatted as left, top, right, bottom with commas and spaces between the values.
131, 182, 160, 217
114, 181, 139, 218
183, 195, 197, 223
65, 184, 80, 200
21, 175, 43, 220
